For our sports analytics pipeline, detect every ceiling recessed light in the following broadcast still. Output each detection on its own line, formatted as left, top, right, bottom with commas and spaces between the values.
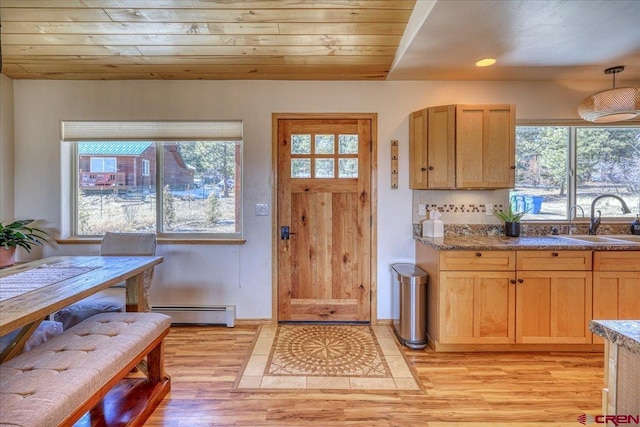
475, 58, 496, 67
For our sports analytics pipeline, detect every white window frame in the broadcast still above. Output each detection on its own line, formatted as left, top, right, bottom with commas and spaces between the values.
62, 121, 243, 240
142, 159, 150, 177
514, 121, 640, 222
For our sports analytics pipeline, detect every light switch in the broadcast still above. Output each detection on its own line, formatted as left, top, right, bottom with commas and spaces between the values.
255, 203, 269, 216
418, 204, 426, 216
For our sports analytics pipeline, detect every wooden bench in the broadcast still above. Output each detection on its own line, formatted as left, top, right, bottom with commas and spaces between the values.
0, 312, 171, 427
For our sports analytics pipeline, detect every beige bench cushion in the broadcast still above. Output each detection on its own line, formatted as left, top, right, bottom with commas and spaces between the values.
0, 312, 171, 427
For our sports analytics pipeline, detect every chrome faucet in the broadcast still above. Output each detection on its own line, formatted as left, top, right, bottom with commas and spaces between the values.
588, 194, 632, 235
568, 204, 585, 235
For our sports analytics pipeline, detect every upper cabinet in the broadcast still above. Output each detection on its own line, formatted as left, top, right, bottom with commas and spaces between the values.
409, 104, 516, 189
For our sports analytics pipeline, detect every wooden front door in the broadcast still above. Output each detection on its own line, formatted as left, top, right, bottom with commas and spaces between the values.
276, 116, 372, 322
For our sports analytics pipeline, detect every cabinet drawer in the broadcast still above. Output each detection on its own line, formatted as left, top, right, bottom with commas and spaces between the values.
594, 251, 640, 271
516, 251, 592, 271
440, 251, 515, 271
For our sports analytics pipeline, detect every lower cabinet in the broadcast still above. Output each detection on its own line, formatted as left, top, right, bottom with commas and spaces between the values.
418, 244, 640, 351
592, 251, 640, 344
515, 270, 592, 344
436, 250, 593, 346
439, 271, 515, 344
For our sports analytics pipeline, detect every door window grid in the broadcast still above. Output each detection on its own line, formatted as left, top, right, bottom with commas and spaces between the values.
291, 133, 358, 179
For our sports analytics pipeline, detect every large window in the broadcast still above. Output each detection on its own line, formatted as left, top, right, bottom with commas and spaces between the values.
513, 125, 639, 221
63, 121, 243, 239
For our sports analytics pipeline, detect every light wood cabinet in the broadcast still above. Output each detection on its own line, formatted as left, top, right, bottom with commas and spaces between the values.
439, 271, 515, 344
515, 270, 592, 344
409, 105, 455, 189
437, 250, 516, 345
593, 252, 640, 344
515, 250, 593, 345
430, 248, 593, 349
409, 104, 515, 189
455, 105, 516, 188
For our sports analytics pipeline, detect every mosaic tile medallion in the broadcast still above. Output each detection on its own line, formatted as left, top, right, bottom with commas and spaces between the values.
233, 324, 422, 392
268, 324, 389, 377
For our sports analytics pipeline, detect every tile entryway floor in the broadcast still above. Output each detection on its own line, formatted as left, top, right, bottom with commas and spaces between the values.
233, 324, 422, 391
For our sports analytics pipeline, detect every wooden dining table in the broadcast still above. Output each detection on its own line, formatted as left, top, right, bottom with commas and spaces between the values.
0, 255, 163, 362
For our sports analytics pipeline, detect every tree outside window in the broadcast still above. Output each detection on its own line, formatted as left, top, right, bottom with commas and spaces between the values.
512, 126, 639, 220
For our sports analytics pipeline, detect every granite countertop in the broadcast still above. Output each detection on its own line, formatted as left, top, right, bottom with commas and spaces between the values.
414, 235, 640, 251
590, 320, 640, 355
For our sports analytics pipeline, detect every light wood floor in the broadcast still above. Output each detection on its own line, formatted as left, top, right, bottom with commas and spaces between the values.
145, 325, 604, 427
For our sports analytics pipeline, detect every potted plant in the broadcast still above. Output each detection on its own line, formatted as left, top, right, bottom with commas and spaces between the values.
0, 220, 50, 268
493, 206, 527, 237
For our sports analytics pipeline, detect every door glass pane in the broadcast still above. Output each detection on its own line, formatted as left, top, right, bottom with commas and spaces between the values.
291, 158, 311, 178
339, 134, 359, 154
291, 134, 311, 154
338, 158, 358, 178
315, 159, 334, 178
315, 135, 335, 154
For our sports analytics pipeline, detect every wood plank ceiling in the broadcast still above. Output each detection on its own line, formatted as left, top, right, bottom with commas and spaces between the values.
0, 1, 415, 80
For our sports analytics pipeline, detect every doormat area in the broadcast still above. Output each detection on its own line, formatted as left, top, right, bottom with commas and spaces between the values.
232, 324, 422, 392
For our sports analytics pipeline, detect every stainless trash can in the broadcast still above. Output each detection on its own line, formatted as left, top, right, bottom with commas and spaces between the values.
391, 263, 428, 349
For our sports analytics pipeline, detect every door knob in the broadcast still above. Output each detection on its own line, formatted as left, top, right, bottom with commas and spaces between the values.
280, 226, 296, 240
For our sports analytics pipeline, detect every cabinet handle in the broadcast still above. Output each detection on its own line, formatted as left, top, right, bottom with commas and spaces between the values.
510, 165, 516, 169
475, 252, 482, 257
421, 167, 427, 171
429, 166, 434, 170
551, 252, 559, 257
517, 278, 524, 284
510, 279, 516, 284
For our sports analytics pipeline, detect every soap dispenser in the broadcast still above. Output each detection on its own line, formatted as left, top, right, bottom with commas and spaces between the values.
632, 215, 640, 235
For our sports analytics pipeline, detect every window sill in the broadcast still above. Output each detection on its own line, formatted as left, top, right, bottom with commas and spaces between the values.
56, 238, 246, 245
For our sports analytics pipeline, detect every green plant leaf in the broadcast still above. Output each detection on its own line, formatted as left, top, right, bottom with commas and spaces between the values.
493, 205, 527, 222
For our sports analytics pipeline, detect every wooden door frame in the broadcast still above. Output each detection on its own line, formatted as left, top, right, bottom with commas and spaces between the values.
271, 113, 378, 324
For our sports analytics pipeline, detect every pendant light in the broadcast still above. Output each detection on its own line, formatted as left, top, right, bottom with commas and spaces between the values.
578, 66, 640, 123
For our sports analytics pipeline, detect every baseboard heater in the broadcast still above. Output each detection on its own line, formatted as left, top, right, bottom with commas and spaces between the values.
151, 305, 235, 327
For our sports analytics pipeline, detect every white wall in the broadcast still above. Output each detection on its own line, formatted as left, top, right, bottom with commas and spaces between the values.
0, 75, 14, 222
10, 79, 602, 320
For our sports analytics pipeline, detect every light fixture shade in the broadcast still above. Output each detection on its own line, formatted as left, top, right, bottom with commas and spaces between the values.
578, 87, 640, 123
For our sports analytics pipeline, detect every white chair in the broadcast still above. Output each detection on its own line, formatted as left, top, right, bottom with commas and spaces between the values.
54, 232, 157, 329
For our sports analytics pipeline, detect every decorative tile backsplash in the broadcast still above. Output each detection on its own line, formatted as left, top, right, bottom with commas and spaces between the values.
412, 189, 509, 225
422, 203, 504, 213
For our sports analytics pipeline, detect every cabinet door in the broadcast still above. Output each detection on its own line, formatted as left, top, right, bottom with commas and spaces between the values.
515, 271, 592, 344
409, 108, 428, 189
593, 272, 640, 344
426, 105, 455, 188
440, 271, 515, 344
455, 104, 515, 189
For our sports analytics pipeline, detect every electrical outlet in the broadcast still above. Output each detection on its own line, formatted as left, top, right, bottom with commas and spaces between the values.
255, 203, 269, 216
486, 204, 494, 216
418, 203, 426, 216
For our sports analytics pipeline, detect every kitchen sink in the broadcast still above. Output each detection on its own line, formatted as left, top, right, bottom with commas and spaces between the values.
553, 235, 640, 245
605, 234, 640, 243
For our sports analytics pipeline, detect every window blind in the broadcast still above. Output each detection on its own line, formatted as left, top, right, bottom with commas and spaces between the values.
62, 121, 243, 141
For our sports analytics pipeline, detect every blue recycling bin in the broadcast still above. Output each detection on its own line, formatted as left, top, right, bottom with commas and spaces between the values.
524, 196, 543, 214
511, 195, 543, 214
